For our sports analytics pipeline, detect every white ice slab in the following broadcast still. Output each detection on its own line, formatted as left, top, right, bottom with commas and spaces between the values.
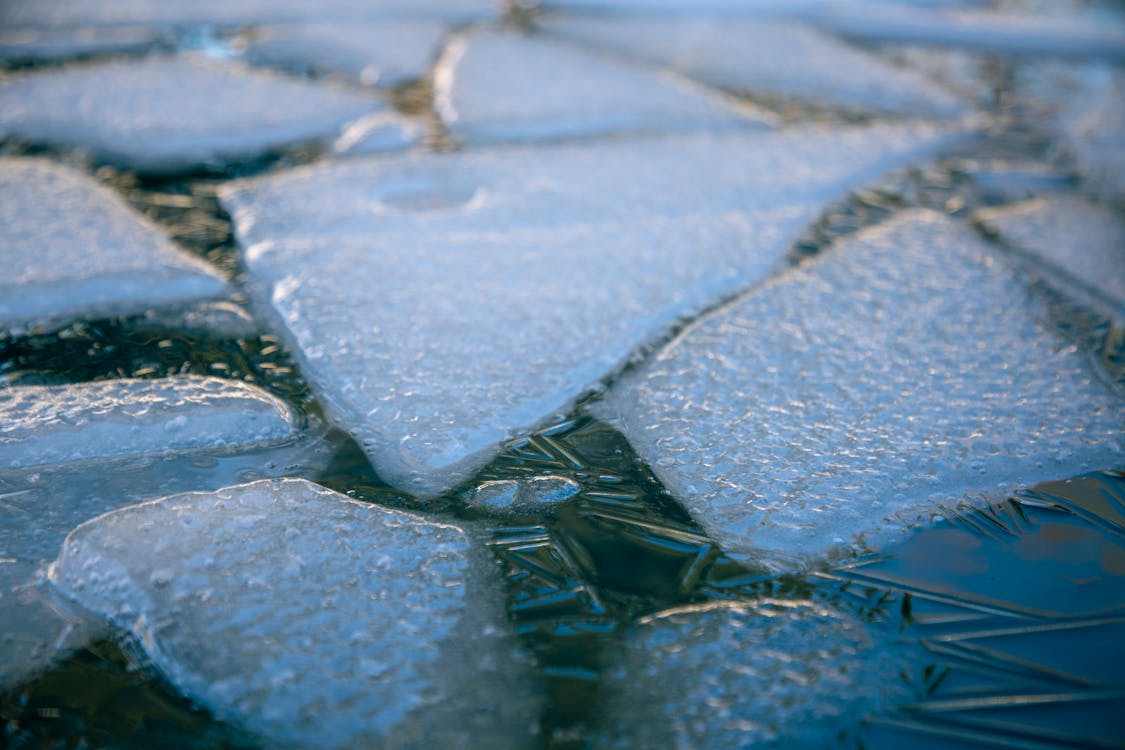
242, 20, 445, 87
540, 16, 965, 118
975, 194, 1125, 317
223, 122, 970, 497
0, 57, 391, 173
436, 30, 767, 145
47, 478, 540, 749
0, 376, 296, 471
0, 0, 494, 29
595, 600, 918, 748
0, 158, 226, 330
596, 210, 1125, 566
0, 26, 160, 62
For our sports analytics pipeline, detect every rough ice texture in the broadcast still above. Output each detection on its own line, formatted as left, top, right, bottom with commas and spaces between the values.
0, 0, 494, 28
975, 193, 1125, 316
464, 476, 581, 513
0, 158, 227, 330
242, 21, 445, 87
48, 478, 540, 749
596, 210, 1125, 566
540, 16, 965, 118
0, 57, 385, 173
0, 376, 296, 471
594, 600, 918, 748
222, 122, 970, 497
436, 30, 768, 145
0, 438, 335, 690
0, 26, 159, 61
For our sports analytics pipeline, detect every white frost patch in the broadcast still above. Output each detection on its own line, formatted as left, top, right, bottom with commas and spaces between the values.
975, 193, 1125, 318
242, 20, 446, 87
222, 123, 970, 497
47, 478, 539, 749
436, 29, 769, 145
594, 600, 919, 748
0, 376, 296, 471
540, 16, 965, 118
0, 57, 389, 173
0, 158, 226, 331
596, 210, 1125, 567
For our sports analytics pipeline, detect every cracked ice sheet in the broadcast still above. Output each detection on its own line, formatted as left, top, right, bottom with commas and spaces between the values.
436, 30, 769, 146
223, 122, 972, 497
242, 20, 446, 88
594, 600, 919, 748
0, 57, 399, 173
0, 438, 334, 690
539, 16, 965, 118
596, 210, 1125, 567
0, 0, 494, 29
0, 376, 297, 471
0, 158, 227, 332
47, 478, 540, 749
975, 193, 1125, 319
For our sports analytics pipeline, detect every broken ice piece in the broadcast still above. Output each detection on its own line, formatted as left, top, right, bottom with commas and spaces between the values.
540, 16, 965, 118
436, 29, 767, 145
242, 20, 446, 87
224, 122, 970, 498
464, 475, 580, 513
47, 478, 540, 749
0, 56, 388, 173
596, 210, 1125, 566
975, 193, 1125, 317
0, 158, 227, 331
594, 600, 919, 748
0, 376, 297, 471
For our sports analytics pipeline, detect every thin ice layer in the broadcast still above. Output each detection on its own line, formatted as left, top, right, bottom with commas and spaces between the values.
540, 16, 965, 118
0, 376, 296, 471
0, 0, 494, 28
595, 600, 918, 748
47, 478, 540, 749
242, 20, 445, 87
596, 210, 1125, 566
436, 30, 766, 145
0, 438, 334, 690
0, 158, 226, 330
975, 193, 1125, 315
223, 123, 970, 496
0, 57, 387, 172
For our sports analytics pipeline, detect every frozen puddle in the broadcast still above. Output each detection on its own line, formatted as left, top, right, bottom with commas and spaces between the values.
436, 29, 768, 145
243, 21, 446, 88
0, 376, 296, 471
540, 16, 965, 118
47, 478, 540, 749
0, 158, 227, 331
595, 600, 917, 748
975, 192, 1125, 317
596, 210, 1125, 566
0, 57, 392, 173
223, 122, 968, 496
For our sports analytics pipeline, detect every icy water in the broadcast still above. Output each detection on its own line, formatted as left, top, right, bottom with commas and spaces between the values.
2, 0, 1125, 748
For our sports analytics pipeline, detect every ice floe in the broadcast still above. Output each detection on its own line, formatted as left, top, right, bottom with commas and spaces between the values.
47, 478, 540, 749
436, 29, 767, 145
222, 122, 970, 497
0, 158, 226, 331
464, 475, 581, 513
975, 193, 1125, 317
596, 210, 1125, 566
0, 56, 389, 172
594, 600, 918, 748
242, 20, 446, 87
539, 16, 965, 118
0, 25, 161, 62
0, 376, 296, 471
